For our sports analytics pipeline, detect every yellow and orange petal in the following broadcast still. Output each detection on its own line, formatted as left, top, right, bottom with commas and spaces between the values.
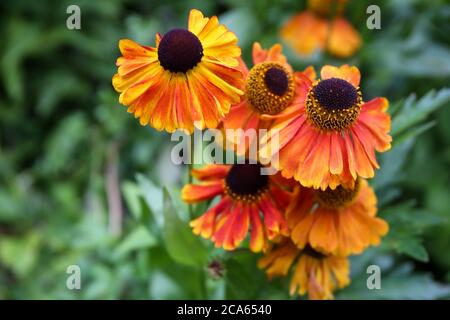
260, 64, 392, 190
287, 179, 389, 256
280, 2, 361, 58
182, 163, 291, 252
328, 17, 362, 58
291, 251, 350, 299
280, 11, 328, 56
112, 9, 244, 133
258, 238, 350, 300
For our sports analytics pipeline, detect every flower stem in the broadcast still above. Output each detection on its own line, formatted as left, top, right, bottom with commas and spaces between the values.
188, 133, 194, 217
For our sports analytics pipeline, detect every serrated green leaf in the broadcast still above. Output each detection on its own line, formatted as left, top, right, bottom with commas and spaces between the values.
162, 188, 208, 268
389, 235, 429, 262
391, 88, 450, 138
380, 202, 444, 262
114, 226, 157, 259
382, 202, 446, 230
393, 120, 436, 146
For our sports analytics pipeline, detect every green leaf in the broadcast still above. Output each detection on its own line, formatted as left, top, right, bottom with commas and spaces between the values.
391, 88, 450, 138
114, 226, 157, 259
219, 8, 259, 49
380, 203, 444, 262
382, 202, 446, 230
121, 181, 143, 221
393, 120, 436, 146
338, 263, 450, 300
0, 233, 41, 278
388, 234, 429, 262
136, 174, 163, 227
162, 188, 208, 268
225, 259, 259, 299
373, 139, 414, 190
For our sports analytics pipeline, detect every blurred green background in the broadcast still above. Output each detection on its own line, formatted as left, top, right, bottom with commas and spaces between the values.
0, 0, 449, 299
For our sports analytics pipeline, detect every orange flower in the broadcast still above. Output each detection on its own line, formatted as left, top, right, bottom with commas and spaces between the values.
287, 179, 389, 256
260, 65, 392, 190
280, 0, 361, 58
182, 163, 291, 252
112, 9, 244, 133
221, 43, 304, 155
258, 238, 350, 300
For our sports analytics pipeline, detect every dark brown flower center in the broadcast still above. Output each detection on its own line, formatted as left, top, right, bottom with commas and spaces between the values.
306, 78, 362, 131
246, 62, 295, 115
225, 163, 269, 201
158, 28, 203, 73
313, 78, 358, 111
264, 67, 289, 96
316, 179, 360, 208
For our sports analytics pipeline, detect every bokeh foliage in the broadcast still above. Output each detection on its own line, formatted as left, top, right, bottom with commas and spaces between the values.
0, 0, 449, 299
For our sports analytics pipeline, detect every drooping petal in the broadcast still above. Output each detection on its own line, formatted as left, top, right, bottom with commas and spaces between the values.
181, 181, 224, 203
212, 202, 250, 250
259, 196, 289, 239
258, 239, 299, 278
249, 204, 267, 252
357, 97, 392, 152
288, 179, 389, 256
308, 208, 339, 254
190, 198, 231, 238
289, 253, 350, 300
191, 164, 230, 181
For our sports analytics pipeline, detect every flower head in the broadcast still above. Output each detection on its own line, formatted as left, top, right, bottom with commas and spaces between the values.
258, 238, 350, 300
112, 9, 244, 133
287, 179, 389, 256
260, 65, 392, 190
221, 43, 304, 155
182, 163, 291, 252
280, 0, 361, 58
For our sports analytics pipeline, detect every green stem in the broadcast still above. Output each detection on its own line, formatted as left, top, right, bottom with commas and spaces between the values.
188, 133, 194, 217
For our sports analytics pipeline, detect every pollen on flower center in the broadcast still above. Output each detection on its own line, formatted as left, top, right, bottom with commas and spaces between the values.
158, 28, 203, 73
316, 179, 360, 208
246, 62, 295, 115
306, 78, 362, 131
224, 163, 269, 202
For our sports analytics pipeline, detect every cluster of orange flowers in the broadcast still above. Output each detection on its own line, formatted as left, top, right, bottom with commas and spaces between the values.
113, 7, 391, 300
